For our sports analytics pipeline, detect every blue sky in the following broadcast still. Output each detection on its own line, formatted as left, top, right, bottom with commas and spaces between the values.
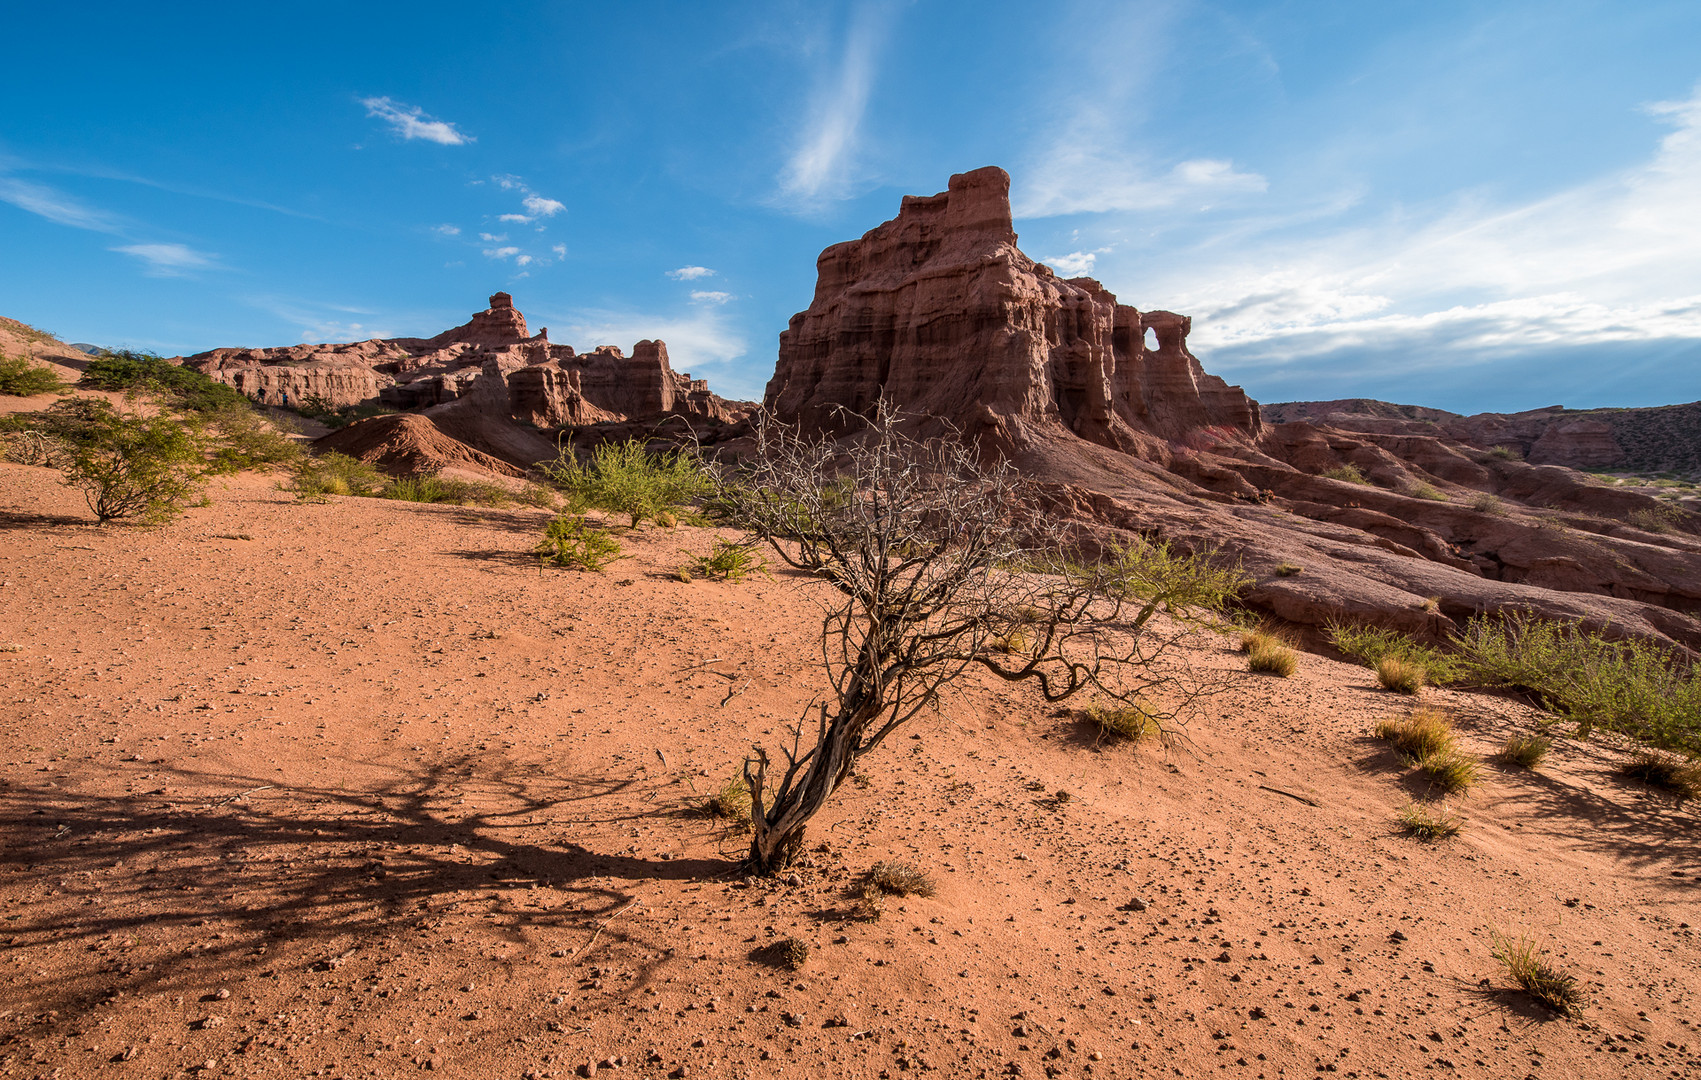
3, 1, 1699, 413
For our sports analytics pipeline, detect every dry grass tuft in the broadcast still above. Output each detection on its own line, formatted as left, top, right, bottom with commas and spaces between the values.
1620, 751, 1701, 801
852, 881, 885, 922
1500, 734, 1550, 770
1396, 800, 1461, 840
701, 777, 752, 828
779, 937, 810, 970
1085, 702, 1163, 742
1419, 748, 1482, 794
1273, 562, 1303, 577
867, 860, 936, 898
1491, 931, 1586, 1017
1376, 654, 1427, 694
1374, 707, 1458, 761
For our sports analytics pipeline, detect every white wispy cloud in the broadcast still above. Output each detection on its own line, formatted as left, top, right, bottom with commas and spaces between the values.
498, 213, 530, 223
515, 254, 534, 267
1018, 153, 1267, 218
552, 244, 567, 257
1041, 248, 1111, 277
690, 290, 734, 305
482, 246, 520, 260
522, 194, 565, 217
0, 175, 123, 231
1150, 84, 1701, 385
360, 96, 474, 146
546, 306, 756, 398
775, 3, 889, 206
111, 243, 217, 276
433, 224, 461, 237
479, 232, 508, 243
668, 266, 715, 280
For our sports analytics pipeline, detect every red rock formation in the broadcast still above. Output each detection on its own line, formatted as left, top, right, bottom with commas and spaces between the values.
767, 166, 1259, 456
426, 292, 530, 349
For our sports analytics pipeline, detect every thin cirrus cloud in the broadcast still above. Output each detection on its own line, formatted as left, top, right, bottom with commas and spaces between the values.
1, 172, 218, 277
774, 4, 890, 207
667, 266, 715, 280
360, 96, 474, 146
690, 290, 734, 305
1170, 83, 1701, 382
547, 305, 754, 396
111, 243, 218, 275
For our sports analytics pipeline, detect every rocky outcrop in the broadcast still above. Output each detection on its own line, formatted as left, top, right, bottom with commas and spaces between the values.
426, 290, 530, 348
767, 166, 1259, 456
770, 167, 1701, 652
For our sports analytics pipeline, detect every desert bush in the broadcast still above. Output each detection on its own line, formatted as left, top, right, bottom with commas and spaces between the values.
1419, 747, 1481, 793
56, 401, 209, 523
1376, 654, 1427, 694
852, 881, 886, 921
1500, 734, 1550, 770
1241, 628, 1298, 677
1487, 445, 1522, 461
1374, 706, 1459, 761
535, 513, 625, 571
294, 396, 395, 430
382, 474, 513, 506
778, 937, 810, 970
1085, 701, 1164, 743
1469, 492, 1505, 514
720, 405, 1242, 871
1406, 481, 1448, 501
1455, 611, 1701, 756
680, 538, 770, 582
1273, 561, 1302, 577
867, 860, 935, 898
514, 482, 558, 509
1627, 505, 1684, 534
1490, 931, 1585, 1017
206, 404, 303, 473
701, 776, 753, 828
82, 350, 247, 414
0, 354, 64, 396
288, 452, 387, 499
1619, 751, 1701, 801
544, 437, 715, 527
1323, 464, 1369, 484
1396, 800, 1461, 840
1327, 623, 1464, 685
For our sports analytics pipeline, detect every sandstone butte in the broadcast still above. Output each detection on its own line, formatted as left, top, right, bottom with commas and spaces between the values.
143, 169, 1701, 652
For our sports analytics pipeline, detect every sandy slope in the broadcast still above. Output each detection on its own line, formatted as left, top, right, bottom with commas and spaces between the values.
0, 464, 1697, 1080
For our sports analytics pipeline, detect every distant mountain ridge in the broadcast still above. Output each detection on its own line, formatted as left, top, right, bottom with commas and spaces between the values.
1267, 399, 1701, 475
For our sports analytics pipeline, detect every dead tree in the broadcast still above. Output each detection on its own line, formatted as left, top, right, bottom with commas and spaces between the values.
723, 405, 1246, 873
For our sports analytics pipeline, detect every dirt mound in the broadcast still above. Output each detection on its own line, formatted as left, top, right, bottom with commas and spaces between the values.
316, 412, 524, 477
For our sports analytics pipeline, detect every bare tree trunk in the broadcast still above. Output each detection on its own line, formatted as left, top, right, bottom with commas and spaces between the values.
747, 694, 879, 872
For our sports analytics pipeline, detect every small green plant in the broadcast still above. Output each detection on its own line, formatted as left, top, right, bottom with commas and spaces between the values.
288, 452, 387, 499
1490, 930, 1585, 1017
1273, 562, 1302, 577
1470, 492, 1505, 514
514, 482, 558, 509
1627, 505, 1684, 534
0, 354, 64, 396
1376, 654, 1426, 694
1374, 706, 1459, 762
1487, 445, 1522, 461
1241, 628, 1298, 677
701, 776, 753, 828
1419, 747, 1481, 793
680, 538, 770, 582
1085, 701, 1163, 742
867, 861, 935, 898
1327, 623, 1464, 685
1501, 734, 1550, 770
1323, 464, 1369, 484
56, 402, 210, 523
206, 404, 303, 473
1406, 481, 1448, 501
1619, 751, 1701, 801
1094, 537, 1251, 612
535, 513, 626, 571
544, 438, 716, 527
1396, 800, 1461, 840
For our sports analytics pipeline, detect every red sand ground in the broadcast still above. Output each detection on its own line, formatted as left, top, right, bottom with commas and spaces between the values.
1, 458, 1698, 1080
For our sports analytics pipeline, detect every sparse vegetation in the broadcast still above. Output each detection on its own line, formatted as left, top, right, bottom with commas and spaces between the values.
1490, 930, 1586, 1017
1085, 701, 1164, 743
1469, 492, 1505, 514
55, 401, 210, 523
1501, 734, 1550, 770
82, 350, 249, 414
1396, 799, 1461, 840
1376, 654, 1427, 694
1323, 463, 1369, 484
701, 776, 753, 828
0, 354, 64, 396
679, 538, 770, 582
294, 395, 395, 430
206, 404, 303, 473
867, 860, 935, 898
1274, 561, 1302, 577
534, 513, 626, 571
382, 474, 516, 506
1406, 481, 1448, 501
1619, 751, 1701, 801
544, 437, 715, 527
288, 452, 387, 499
1327, 623, 1464, 685
1374, 706, 1458, 762
1241, 628, 1298, 676
852, 881, 885, 921
1419, 747, 1482, 793
1487, 445, 1522, 461
1627, 504, 1685, 534
1456, 611, 1701, 756
778, 937, 810, 970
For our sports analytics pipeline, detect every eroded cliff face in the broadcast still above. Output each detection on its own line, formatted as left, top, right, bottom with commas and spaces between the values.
766, 166, 1259, 455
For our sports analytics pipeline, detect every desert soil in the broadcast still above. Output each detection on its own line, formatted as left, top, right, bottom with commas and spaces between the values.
1, 460, 1698, 1080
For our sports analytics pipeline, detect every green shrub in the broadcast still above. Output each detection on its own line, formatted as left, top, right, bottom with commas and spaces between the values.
1469, 492, 1505, 514
1620, 751, 1701, 800
380, 475, 509, 506
1241, 628, 1298, 676
544, 438, 716, 527
1376, 654, 1426, 694
82, 350, 247, 414
1095, 537, 1251, 612
1327, 623, 1465, 685
1406, 481, 1448, 501
535, 513, 626, 571
1273, 561, 1302, 577
1501, 734, 1550, 770
1490, 931, 1585, 1016
288, 452, 387, 499
1323, 464, 1369, 484
0, 354, 64, 396
1487, 445, 1522, 461
1419, 747, 1481, 793
206, 404, 303, 473
295, 395, 396, 430
680, 538, 770, 582
56, 401, 209, 523
1455, 611, 1701, 756
1627, 505, 1684, 534
1396, 800, 1461, 840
